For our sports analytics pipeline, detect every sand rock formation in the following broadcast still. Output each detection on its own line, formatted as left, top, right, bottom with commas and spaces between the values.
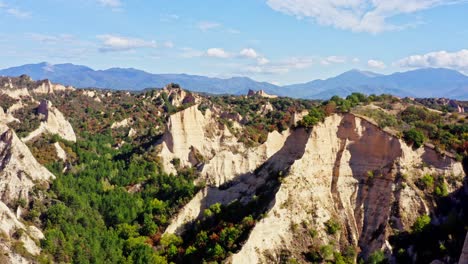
247, 89, 278, 98
162, 112, 464, 263
32, 80, 74, 94
160, 104, 292, 185
0, 124, 55, 203
231, 114, 463, 263
0, 124, 55, 260
22, 100, 76, 142
0, 107, 19, 124
54, 142, 67, 161
160, 85, 198, 107
111, 118, 133, 129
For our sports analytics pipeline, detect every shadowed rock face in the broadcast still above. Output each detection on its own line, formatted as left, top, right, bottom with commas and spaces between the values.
460, 234, 468, 264
337, 114, 403, 256
165, 127, 310, 235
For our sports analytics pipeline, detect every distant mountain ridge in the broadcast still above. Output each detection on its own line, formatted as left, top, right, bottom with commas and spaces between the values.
1, 62, 467, 99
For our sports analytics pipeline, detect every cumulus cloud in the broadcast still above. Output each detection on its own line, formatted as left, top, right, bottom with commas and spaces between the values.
239, 48, 271, 66
396, 49, 468, 73
97, 35, 157, 52
368, 59, 386, 69
206, 48, 231, 58
266, 0, 466, 33
240, 48, 259, 59
321, 56, 347, 65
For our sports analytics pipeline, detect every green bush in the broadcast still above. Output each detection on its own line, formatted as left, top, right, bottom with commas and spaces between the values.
325, 219, 341, 235
411, 215, 431, 233
420, 174, 434, 190
403, 128, 426, 148
366, 250, 387, 264
298, 107, 325, 128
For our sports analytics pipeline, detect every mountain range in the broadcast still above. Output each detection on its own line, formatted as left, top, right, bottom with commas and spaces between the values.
1, 62, 467, 99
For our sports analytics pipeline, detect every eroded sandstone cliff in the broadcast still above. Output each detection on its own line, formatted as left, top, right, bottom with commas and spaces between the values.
0, 124, 55, 262
22, 100, 76, 142
162, 113, 464, 263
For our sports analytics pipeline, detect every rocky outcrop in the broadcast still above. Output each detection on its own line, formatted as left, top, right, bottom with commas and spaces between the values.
22, 100, 76, 142
0, 124, 54, 260
158, 85, 199, 107
231, 114, 464, 263
165, 127, 309, 235
54, 142, 67, 161
81, 90, 102, 102
111, 118, 133, 129
247, 89, 278, 98
160, 104, 292, 186
32, 80, 74, 94
162, 111, 463, 263
460, 233, 468, 264
0, 77, 73, 99
0, 124, 55, 203
0, 107, 19, 124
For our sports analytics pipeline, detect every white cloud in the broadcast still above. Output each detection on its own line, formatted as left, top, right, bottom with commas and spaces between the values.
257, 57, 270, 65
239, 48, 270, 66
97, 0, 121, 8
367, 59, 386, 69
321, 56, 347, 65
197, 21, 222, 31
163, 41, 174, 48
240, 48, 259, 59
97, 35, 157, 52
243, 57, 313, 75
179, 47, 204, 58
266, 0, 466, 33
28, 33, 75, 44
396, 49, 468, 73
206, 48, 231, 58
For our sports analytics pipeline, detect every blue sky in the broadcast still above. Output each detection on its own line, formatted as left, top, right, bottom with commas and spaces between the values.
0, 0, 467, 84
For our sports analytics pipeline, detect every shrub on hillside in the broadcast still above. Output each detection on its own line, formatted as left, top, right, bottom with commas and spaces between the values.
403, 129, 426, 148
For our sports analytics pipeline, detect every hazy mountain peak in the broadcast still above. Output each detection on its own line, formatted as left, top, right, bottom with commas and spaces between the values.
0, 63, 467, 99
336, 69, 381, 79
